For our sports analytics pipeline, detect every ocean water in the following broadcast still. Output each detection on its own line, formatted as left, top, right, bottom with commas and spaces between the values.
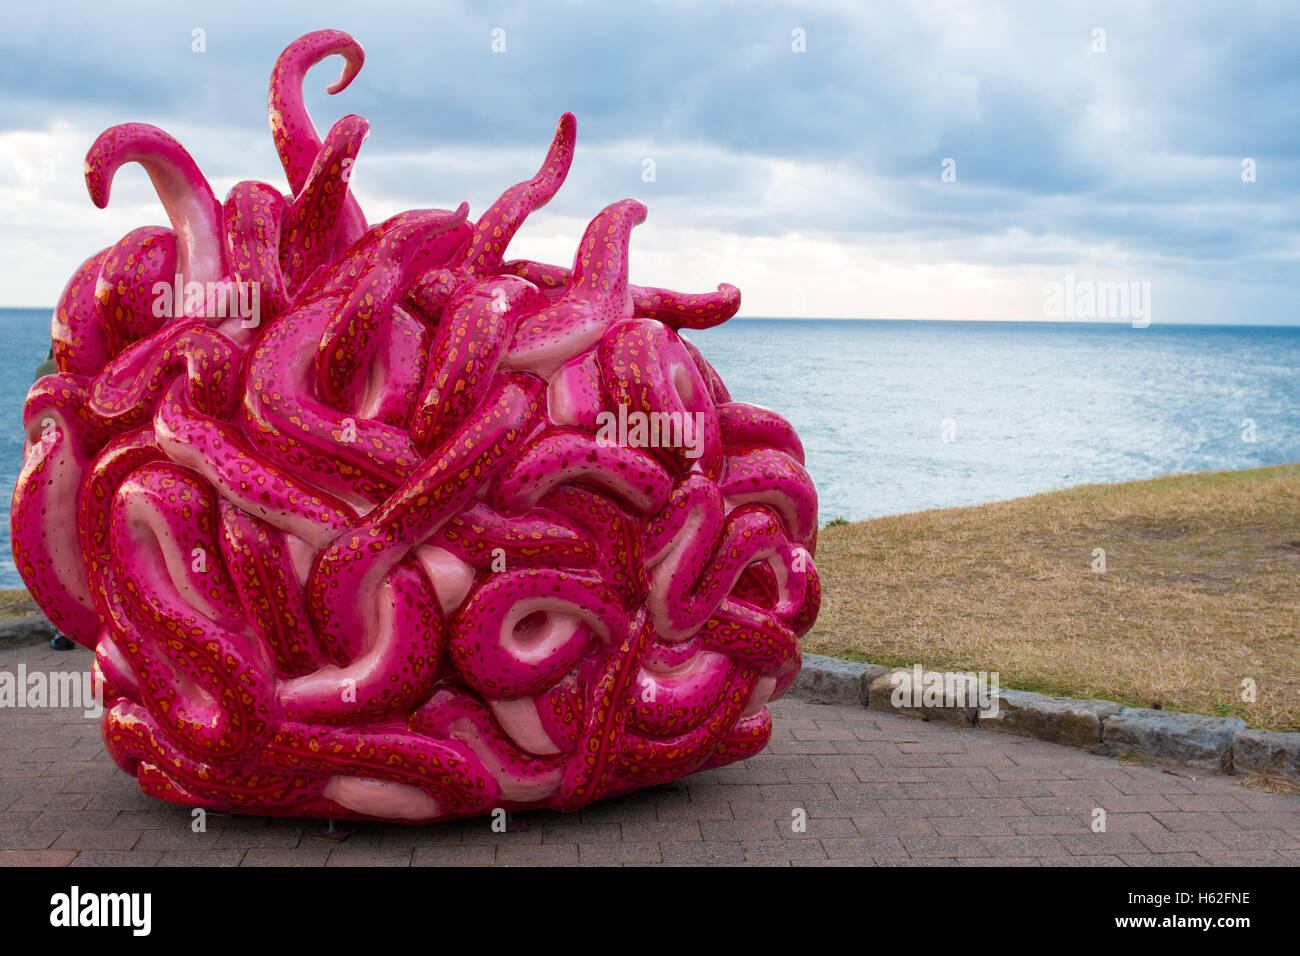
2, 309, 1298, 588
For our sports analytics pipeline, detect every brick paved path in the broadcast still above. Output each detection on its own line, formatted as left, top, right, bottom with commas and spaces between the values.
2, 641, 1298, 866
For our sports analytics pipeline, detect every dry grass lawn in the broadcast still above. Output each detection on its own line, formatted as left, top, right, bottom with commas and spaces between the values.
808, 464, 1300, 731
0, 588, 38, 619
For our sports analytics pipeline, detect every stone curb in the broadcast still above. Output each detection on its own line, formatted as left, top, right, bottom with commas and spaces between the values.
0, 614, 58, 649
1102, 708, 1245, 773
791, 653, 888, 706
791, 652, 1300, 782
1233, 728, 1300, 779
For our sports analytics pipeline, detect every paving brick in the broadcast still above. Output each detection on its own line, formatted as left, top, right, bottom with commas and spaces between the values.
1167, 793, 1251, 812
1036, 855, 1126, 866
855, 815, 932, 836
539, 823, 620, 844
0, 829, 58, 849
158, 850, 246, 867
1097, 812, 1169, 832
833, 782, 907, 800
1006, 815, 1091, 835
741, 839, 828, 862
578, 842, 663, 864
684, 784, 764, 804
902, 836, 989, 858
1195, 850, 1286, 866
729, 800, 801, 821
1119, 853, 1209, 866
900, 781, 980, 799
620, 821, 701, 843
326, 847, 414, 866
786, 816, 859, 839
700, 819, 782, 842
69, 850, 163, 866
975, 835, 1064, 857
51, 828, 141, 851
878, 797, 1029, 818
932, 816, 1015, 836
1135, 831, 1225, 854
1053, 832, 1149, 856
240, 847, 331, 867
215, 826, 304, 849
661, 841, 745, 864
1150, 811, 1243, 832
655, 802, 733, 822
822, 835, 907, 860
956, 857, 1041, 866
1211, 829, 1298, 851
0, 849, 75, 866
410, 844, 496, 866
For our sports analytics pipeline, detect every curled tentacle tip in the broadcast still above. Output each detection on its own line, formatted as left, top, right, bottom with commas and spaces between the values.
333, 112, 371, 139
619, 198, 649, 224
83, 159, 107, 208
324, 39, 365, 95
282, 30, 365, 95
83, 123, 181, 210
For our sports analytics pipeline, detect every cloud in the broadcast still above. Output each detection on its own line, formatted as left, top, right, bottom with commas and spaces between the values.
0, 0, 1296, 322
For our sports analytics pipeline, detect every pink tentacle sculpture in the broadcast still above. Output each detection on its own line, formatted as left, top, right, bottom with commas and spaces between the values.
11, 31, 820, 825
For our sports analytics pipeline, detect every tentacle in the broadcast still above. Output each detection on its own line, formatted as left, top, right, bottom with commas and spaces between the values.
448, 568, 628, 700
217, 502, 326, 678
460, 112, 577, 278
716, 401, 804, 464
88, 321, 241, 434
268, 29, 367, 237
597, 317, 724, 481
680, 335, 731, 403
554, 609, 651, 811
503, 258, 741, 329
430, 501, 597, 572
315, 205, 470, 412
11, 378, 102, 645
700, 709, 772, 769
223, 181, 289, 322
718, 447, 819, 546
95, 226, 177, 348
77, 426, 164, 625
307, 373, 544, 664
266, 722, 496, 821
84, 123, 227, 287
491, 427, 672, 516
51, 248, 113, 377
536, 485, 649, 610
279, 113, 370, 294
629, 282, 741, 329
411, 690, 565, 803
154, 377, 355, 549
410, 274, 546, 454
279, 559, 445, 724
239, 297, 424, 508
106, 464, 278, 759
501, 200, 645, 377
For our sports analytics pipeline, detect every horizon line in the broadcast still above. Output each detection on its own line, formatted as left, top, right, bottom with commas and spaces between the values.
0, 307, 1296, 331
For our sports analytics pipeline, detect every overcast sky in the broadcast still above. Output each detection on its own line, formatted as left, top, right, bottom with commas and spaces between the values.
1, 0, 1296, 323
